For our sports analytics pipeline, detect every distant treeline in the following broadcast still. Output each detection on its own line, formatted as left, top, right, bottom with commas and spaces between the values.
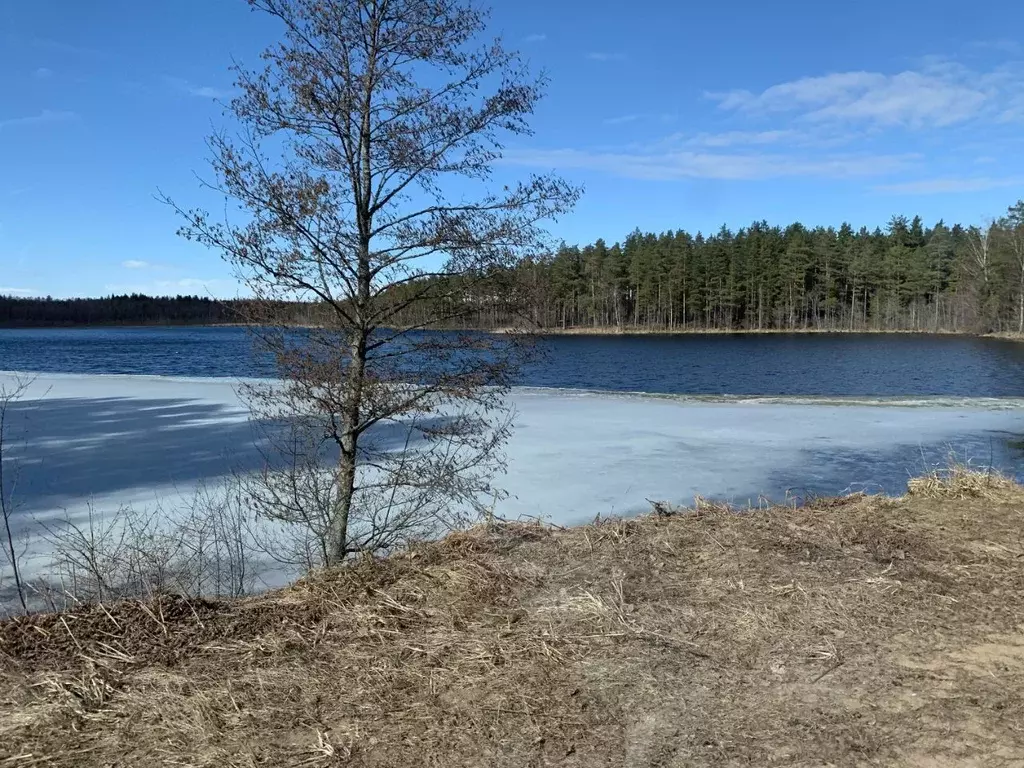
372, 202, 1024, 336
8, 201, 1024, 334
510, 203, 1024, 335
0, 294, 320, 328
0, 295, 238, 327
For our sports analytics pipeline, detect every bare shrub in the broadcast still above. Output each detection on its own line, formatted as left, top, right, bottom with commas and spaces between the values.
34, 484, 265, 608
0, 376, 34, 613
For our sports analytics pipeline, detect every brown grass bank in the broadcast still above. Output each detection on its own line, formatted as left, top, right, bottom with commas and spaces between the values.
3, 470, 1024, 766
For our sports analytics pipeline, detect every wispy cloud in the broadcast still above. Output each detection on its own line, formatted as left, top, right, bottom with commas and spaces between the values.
190, 85, 230, 99
164, 76, 232, 100
601, 113, 677, 128
603, 114, 641, 126
27, 37, 107, 58
33, 67, 53, 79
875, 176, 1024, 194
967, 39, 1021, 54
121, 260, 152, 269
104, 278, 239, 297
705, 62, 1022, 129
683, 129, 799, 148
0, 287, 39, 297
586, 52, 626, 62
1, 184, 38, 198
169, 278, 235, 293
508, 53, 1024, 190
0, 110, 78, 130
523, 33, 547, 43
502, 146, 914, 181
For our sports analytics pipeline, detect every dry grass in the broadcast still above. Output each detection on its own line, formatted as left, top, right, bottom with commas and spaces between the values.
907, 462, 1021, 500
984, 331, 1024, 342
4, 473, 1024, 766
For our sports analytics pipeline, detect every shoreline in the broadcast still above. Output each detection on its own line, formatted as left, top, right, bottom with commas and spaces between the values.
497, 325, 1024, 341
3, 322, 1023, 342
7, 370, 1024, 408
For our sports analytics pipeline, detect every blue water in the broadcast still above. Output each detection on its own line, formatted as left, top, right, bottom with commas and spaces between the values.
3, 326, 1024, 397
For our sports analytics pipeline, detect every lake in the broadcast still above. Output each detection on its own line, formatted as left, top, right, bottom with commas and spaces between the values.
4, 326, 1024, 397
4, 328, 1024, 586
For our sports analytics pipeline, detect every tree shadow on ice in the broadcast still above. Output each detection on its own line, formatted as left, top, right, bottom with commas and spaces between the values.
1, 395, 459, 528
1, 397, 268, 521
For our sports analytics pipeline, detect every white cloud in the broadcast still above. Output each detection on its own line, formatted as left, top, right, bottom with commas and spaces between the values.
27, 37, 107, 58
604, 114, 641, 126
501, 147, 914, 181
507, 55, 1024, 189
169, 278, 231, 292
710, 72, 878, 112
164, 76, 231, 99
189, 85, 229, 99
601, 113, 678, 129
875, 177, 1024, 194
967, 39, 1021, 54
524, 33, 547, 43
683, 129, 799, 148
121, 260, 151, 269
33, 67, 53, 79
586, 52, 626, 62
1, 185, 36, 198
104, 278, 240, 298
0, 287, 39, 297
707, 65, 1007, 128
0, 110, 77, 130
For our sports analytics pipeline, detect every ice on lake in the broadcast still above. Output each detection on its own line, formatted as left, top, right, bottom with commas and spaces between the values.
2, 372, 1024, 538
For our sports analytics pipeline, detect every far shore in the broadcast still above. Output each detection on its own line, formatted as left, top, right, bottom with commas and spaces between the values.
491, 325, 1024, 342
3, 322, 1023, 343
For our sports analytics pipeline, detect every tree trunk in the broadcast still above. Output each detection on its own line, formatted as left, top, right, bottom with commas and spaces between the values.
1019, 271, 1024, 334
327, 325, 367, 564
591, 279, 597, 328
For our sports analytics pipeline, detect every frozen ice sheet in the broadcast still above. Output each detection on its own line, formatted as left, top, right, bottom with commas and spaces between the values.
2, 371, 1023, 536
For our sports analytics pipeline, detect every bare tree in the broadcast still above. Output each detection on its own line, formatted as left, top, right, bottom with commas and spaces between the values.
963, 221, 998, 330
966, 223, 992, 285
0, 377, 32, 613
170, 0, 578, 564
1002, 201, 1024, 334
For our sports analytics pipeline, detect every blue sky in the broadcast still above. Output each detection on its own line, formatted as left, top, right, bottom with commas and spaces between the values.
2, 0, 1024, 298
